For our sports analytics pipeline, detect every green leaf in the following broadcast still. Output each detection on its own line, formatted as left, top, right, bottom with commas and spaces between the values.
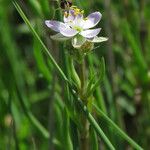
86, 73, 97, 95
33, 24, 52, 82
93, 104, 143, 150
28, 0, 43, 17
90, 128, 98, 150
121, 19, 148, 83
86, 57, 105, 98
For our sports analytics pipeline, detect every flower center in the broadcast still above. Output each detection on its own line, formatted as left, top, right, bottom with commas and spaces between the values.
73, 26, 83, 32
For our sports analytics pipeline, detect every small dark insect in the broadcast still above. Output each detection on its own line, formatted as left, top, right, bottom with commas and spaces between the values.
60, 0, 72, 10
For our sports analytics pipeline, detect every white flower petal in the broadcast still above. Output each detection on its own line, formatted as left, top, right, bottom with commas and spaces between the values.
80, 28, 101, 38
87, 36, 108, 43
60, 27, 78, 37
45, 20, 67, 32
73, 14, 84, 28
66, 13, 84, 29
64, 10, 75, 23
50, 33, 71, 41
72, 35, 86, 49
83, 12, 102, 29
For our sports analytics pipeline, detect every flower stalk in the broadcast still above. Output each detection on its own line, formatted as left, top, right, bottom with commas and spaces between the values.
79, 60, 85, 96
78, 59, 89, 150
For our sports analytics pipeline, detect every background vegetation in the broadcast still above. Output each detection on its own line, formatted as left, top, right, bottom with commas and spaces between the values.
0, 0, 150, 149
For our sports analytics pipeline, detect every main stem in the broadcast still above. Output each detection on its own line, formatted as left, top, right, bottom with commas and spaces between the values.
79, 60, 85, 95
79, 60, 89, 150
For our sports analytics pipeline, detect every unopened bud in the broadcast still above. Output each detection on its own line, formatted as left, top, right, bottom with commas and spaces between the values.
80, 41, 94, 53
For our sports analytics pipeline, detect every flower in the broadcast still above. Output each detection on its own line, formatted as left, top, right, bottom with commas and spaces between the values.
45, 8, 108, 49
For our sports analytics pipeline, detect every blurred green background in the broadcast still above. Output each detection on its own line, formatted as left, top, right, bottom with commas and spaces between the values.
0, 0, 150, 149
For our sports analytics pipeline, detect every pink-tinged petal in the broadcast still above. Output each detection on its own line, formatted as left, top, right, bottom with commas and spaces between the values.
60, 27, 78, 37
64, 10, 75, 23
80, 28, 101, 38
83, 12, 102, 29
45, 20, 67, 32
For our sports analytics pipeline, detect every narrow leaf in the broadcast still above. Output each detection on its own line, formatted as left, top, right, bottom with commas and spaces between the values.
93, 104, 143, 150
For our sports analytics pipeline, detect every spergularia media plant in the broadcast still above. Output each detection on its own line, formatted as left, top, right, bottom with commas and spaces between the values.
45, 4, 108, 150
13, 1, 144, 149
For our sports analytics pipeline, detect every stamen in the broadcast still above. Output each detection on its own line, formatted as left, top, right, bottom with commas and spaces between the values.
70, 6, 84, 16
64, 11, 68, 17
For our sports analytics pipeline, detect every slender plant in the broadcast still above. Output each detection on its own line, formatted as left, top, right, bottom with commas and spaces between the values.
13, 1, 144, 150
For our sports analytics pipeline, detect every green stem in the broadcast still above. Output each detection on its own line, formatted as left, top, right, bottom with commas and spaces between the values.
78, 60, 89, 150
79, 60, 85, 95
73, 97, 115, 150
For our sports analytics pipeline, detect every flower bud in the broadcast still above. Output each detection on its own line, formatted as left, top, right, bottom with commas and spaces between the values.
80, 41, 94, 53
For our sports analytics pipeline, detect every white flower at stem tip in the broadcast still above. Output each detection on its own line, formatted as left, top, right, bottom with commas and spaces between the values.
45, 9, 108, 48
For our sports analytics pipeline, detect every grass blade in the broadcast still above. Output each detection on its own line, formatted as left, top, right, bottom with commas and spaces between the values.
13, 1, 68, 83
93, 104, 143, 150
